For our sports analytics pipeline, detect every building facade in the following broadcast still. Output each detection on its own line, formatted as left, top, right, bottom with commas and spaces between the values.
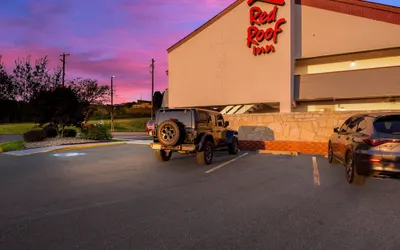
166, 0, 400, 115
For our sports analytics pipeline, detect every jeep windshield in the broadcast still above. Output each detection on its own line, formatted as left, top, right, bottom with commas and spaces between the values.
156, 110, 193, 127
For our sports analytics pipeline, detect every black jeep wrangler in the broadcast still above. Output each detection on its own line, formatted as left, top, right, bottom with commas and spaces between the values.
149, 108, 239, 165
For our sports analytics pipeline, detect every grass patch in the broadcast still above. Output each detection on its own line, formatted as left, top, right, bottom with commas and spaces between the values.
0, 118, 150, 135
88, 118, 149, 132
0, 123, 40, 135
0, 140, 25, 152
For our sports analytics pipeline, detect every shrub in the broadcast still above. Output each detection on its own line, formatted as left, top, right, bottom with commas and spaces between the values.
43, 124, 58, 138
62, 129, 77, 138
23, 130, 45, 142
0, 141, 25, 152
81, 125, 112, 140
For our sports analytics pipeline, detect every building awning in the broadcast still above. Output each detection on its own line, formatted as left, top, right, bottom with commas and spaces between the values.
294, 66, 400, 101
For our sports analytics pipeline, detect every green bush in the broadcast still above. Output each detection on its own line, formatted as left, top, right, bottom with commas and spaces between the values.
81, 125, 112, 140
0, 141, 25, 152
43, 124, 58, 138
23, 130, 45, 142
63, 129, 77, 138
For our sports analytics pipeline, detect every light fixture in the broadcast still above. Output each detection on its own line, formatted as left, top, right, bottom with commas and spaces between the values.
350, 61, 356, 67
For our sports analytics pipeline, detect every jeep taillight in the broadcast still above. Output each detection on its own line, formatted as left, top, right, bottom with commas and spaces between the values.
187, 130, 197, 141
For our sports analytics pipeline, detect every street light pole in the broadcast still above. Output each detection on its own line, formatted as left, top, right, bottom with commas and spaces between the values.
110, 76, 115, 132
150, 58, 155, 120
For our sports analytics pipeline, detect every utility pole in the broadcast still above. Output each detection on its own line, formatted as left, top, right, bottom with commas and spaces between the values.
110, 76, 115, 132
60, 53, 70, 87
150, 58, 155, 120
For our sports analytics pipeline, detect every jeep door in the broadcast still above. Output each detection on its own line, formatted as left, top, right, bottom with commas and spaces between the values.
213, 114, 226, 147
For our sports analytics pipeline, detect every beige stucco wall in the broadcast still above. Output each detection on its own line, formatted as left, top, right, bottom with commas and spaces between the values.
295, 5, 400, 58
168, 0, 294, 112
168, 1, 400, 113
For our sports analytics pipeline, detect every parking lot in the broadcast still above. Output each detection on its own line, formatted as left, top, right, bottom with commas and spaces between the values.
1, 144, 399, 249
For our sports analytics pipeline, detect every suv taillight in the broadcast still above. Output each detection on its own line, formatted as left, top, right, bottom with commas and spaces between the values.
363, 138, 400, 147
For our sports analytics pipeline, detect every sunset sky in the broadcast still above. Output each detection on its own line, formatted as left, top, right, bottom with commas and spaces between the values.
1, 0, 399, 103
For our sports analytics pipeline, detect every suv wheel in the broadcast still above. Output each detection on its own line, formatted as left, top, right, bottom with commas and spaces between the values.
328, 143, 338, 164
345, 151, 366, 185
154, 150, 172, 162
197, 141, 213, 165
228, 137, 239, 155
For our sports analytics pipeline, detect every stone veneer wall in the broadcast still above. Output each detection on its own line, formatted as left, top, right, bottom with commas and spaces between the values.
224, 110, 395, 155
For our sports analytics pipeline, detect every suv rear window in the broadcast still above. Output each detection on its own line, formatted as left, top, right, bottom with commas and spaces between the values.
374, 115, 400, 135
156, 110, 193, 127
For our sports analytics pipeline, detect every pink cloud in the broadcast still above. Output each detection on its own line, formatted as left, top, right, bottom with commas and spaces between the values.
1, 0, 238, 103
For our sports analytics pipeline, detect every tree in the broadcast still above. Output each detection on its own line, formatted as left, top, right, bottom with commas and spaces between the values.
152, 91, 164, 114
69, 78, 110, 123
0, 62, 19, 123
0, 62, 17, 101
30, 87, 88, 136
12, 56, 58, 102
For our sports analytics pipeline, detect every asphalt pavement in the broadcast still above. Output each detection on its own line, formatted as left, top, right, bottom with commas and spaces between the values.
0, 145, 399, 249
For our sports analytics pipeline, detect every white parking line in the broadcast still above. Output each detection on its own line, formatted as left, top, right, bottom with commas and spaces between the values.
205, 153, 249, 174
312, 156, 320, 186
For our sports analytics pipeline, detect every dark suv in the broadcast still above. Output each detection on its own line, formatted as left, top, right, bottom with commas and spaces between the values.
328, 112, 400, 185
149, 108, 239, 165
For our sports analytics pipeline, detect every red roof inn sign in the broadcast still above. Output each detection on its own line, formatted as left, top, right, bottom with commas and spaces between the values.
247, 0, 286, 56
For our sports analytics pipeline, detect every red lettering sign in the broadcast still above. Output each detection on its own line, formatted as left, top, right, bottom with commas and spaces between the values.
246, 1, 286, 56
247, 0, 285, 6
250, 6, 277, 25
253, 45, 275, 55
247, 18, 286, 47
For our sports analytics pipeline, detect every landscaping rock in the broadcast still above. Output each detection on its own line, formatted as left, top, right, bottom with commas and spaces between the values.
24, 137, 97, 149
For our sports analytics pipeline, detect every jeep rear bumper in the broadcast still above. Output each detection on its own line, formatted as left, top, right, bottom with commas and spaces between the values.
150, 143, 197, 152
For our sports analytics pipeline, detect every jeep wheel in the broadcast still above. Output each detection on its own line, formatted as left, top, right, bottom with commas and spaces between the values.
154, 150, 172, 162
157, 120, 182, 146
197, 141, 213, 165
228, 137, 239, 155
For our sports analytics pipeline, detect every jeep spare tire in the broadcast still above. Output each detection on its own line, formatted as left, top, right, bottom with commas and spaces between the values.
157, 120, 182, 146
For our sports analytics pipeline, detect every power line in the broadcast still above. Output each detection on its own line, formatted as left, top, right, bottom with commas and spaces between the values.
60, 53, 70, 87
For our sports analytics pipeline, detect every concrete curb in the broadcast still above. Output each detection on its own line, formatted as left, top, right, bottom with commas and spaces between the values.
3, 140, 153, 156
50, 142, 126, 153
257, 150, 299, 156
125, 140, 153, 145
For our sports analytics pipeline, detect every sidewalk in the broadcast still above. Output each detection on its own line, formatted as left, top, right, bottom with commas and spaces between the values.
3, 139, 153, 156
1, 132, 150, 144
